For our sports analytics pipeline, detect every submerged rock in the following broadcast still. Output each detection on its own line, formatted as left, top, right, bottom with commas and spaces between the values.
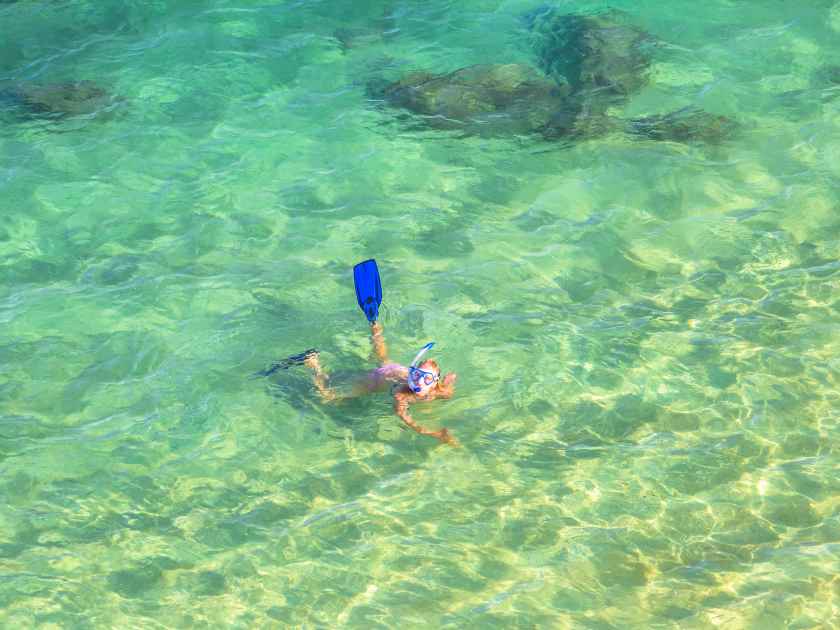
525, 8, 651, 108
17, 81, 112, 116
2, 80, 119, 120
626, 107, 737, 144
368, 10, 734, 145
369, 63, 734, 144
368, 63, 577, 136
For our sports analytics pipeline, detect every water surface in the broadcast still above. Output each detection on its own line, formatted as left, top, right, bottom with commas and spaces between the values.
1, 0, 840, 627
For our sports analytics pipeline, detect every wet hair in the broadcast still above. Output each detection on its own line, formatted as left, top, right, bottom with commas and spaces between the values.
420, 359, 439, 373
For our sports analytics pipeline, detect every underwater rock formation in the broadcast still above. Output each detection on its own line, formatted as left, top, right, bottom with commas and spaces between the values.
2, 80, 118, 120
367, 63, 576, 137
626, 107, 738, 144
525, 8, 651, 110
369, 62, 734, 144
368, 9, 734, 145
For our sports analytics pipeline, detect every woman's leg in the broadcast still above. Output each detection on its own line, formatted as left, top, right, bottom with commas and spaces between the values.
304, 354, 391, 402
304, 353, 338, 402
370, 321, 390, 365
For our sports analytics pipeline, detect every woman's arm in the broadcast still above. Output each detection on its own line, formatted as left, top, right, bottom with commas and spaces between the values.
394, 391, 458, 445
370, 321, 389, 365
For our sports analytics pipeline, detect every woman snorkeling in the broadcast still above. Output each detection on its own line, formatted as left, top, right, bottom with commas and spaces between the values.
260, 260, 458, 446
303, 322, 457, 445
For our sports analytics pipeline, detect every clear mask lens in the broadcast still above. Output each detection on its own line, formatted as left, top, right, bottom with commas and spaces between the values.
408, 343, 437, 392
409, 367, 437, 390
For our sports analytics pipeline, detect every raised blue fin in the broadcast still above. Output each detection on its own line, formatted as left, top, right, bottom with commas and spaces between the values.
353, 259, 382, 322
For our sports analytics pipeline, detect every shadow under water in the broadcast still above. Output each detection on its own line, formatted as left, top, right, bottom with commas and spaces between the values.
260, 366, 396, 444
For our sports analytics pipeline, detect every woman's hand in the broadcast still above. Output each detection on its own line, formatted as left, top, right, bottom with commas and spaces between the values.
442, 373, 457, 387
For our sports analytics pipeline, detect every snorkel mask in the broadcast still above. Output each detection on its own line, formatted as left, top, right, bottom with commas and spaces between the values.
408, 342, 439, 395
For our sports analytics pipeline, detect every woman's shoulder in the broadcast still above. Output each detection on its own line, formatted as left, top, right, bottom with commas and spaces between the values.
392, 385, 416, 401
379, 362, 407, 374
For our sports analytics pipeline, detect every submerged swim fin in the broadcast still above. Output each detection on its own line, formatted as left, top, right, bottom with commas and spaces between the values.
353, 259, 382, 322
255, 348, 318, 378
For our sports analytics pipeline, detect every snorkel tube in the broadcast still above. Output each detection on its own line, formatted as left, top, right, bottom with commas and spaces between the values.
408, 342, 438, 394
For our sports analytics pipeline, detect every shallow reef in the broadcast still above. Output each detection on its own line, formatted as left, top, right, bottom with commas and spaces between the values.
368, 8, 735, 145
367, 63, 572, 137
1, 80, 120, 121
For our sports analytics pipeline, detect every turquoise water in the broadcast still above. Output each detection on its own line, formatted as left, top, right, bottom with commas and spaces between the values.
2, 0, 840, 626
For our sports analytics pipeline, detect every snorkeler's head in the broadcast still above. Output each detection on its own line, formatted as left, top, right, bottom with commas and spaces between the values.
408, 342, 440, 395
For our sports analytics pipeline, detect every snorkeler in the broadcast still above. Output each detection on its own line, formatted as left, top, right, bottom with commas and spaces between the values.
305, 323, 458, 445
261, 259, 458, 446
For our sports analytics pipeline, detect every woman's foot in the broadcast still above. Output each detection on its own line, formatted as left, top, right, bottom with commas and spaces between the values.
303, 351, 323, 373
284, 348, 318, 368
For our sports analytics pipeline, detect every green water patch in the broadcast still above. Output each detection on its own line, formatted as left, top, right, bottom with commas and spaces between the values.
2, 0, 840, 627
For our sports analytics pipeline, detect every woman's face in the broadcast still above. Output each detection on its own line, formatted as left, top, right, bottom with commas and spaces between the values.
409, 360, 440, 395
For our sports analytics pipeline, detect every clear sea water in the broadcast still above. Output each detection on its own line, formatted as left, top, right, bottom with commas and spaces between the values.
2, 0, 840, 627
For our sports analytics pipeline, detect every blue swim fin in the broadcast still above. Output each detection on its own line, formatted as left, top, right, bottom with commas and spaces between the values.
353, 259, 382, 322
